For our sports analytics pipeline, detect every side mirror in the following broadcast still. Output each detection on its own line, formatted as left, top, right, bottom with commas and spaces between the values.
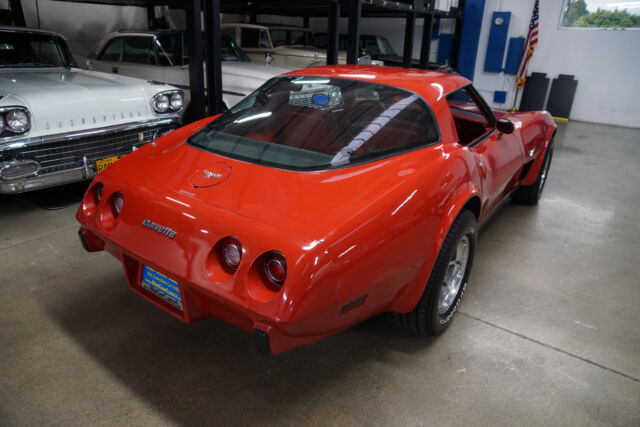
496, 118, 514, 134
264, 52, 273, 65
85, 59, 93, 71
356, 54, 372, 65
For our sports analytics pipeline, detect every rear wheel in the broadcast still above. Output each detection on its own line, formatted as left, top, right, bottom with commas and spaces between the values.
513, 141, 554, 205
392, 209, 477, 335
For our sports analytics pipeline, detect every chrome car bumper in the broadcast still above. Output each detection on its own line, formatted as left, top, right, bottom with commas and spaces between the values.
0, 118, 180, 194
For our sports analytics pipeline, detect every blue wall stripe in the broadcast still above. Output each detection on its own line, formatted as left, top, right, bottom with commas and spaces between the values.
484, 11, 511, 72
504, 37, 526, 75
457, 0, 486, 81
437, 34, 454, 63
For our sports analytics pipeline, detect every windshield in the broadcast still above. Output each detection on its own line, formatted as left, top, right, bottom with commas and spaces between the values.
314, 34, 347, 50
0, 31, 73, 68
270, 29, 316, 48
156, 33, 250, 65
378, 37, 397, 56
189, 76, 439, 171
220, 34, 251, 61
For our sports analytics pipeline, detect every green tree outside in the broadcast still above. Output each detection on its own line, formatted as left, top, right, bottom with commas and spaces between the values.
572, 8, 640, 28
563, 0, 588, 26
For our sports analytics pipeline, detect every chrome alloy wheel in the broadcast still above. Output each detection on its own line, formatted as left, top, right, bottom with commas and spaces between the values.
438, 235, 470, 314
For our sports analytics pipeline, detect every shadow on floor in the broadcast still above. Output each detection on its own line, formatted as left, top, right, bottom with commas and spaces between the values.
0, 181, 89, 210
40, 267, 438, 424
24, 181, 90, 210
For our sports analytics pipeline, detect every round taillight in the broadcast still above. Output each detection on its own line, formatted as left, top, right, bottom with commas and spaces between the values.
82, 182, 103, 217
112, 193, 124, 217
95, 182, 103, 202
221, 237, 242, 271
264, 252, 286, 287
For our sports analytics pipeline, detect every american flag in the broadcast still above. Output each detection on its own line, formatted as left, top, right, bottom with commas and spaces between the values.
516, 0, 540, 88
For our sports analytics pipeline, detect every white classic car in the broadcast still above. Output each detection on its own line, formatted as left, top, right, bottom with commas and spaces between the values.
221, 23, 382, 68
81, 30, 289, 110
0, 27, 183, 194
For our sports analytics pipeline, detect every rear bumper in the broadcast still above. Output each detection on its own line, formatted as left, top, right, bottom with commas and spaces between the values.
78, 227, 340, 354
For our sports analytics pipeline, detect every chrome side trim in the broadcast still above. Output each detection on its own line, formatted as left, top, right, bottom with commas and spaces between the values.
0, 159, 40, 180
0, 118, 180, 153
223, 90, 246, 97
0, 165, 91, 194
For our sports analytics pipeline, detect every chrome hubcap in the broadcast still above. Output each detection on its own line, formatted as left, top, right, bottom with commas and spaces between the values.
439, 235, 470, 314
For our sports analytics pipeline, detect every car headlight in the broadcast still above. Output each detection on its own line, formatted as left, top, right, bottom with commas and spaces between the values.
1, 107, 31, 135
151, 90, 184, 114
170, 93, 183, 111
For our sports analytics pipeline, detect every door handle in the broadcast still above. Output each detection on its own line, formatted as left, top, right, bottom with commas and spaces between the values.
112, 66, 119, 73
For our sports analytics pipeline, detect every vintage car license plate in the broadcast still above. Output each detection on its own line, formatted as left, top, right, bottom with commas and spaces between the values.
96, 155, 125, 173
141, 265, 183, 311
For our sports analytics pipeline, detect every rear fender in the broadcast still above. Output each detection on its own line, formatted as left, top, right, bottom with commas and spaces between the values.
521, 126, 556, 186
389, 183, 481, 313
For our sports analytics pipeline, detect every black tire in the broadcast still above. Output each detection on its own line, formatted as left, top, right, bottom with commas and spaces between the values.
513, 141, 554, 205
392, 210, 477, 335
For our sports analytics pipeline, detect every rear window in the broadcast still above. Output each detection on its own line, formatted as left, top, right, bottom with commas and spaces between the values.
189, 76, 440, 171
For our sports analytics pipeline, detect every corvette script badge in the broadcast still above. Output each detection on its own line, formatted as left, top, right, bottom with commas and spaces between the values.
203, 169, 223, 179
142, 219, 176, 239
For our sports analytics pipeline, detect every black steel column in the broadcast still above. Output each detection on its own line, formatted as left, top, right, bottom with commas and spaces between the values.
303, 16, 310, 28
327, 1, 340, 65
186, 0, 206, 122
8, 0, 25, 26
205, 0, 224, 115
147, 0, 155, 29
419, 4, 435, 69
346, 0, 361, 64
450, 0, 466, 71
402, 12, 415, 68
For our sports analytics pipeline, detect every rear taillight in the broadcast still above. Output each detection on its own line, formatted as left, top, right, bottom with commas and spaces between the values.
82, 182, 103, 217
112, 193, 124, 217
263, 251, 286, 288
220, 237, 242, 272
95, 183, 103, 202
99, 191, 124, 230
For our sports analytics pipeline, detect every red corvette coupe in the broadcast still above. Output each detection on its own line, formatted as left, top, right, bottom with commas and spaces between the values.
77, 66, 556, 354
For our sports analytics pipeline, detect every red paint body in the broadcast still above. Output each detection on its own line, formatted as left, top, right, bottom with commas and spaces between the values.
76, 66, 556, 354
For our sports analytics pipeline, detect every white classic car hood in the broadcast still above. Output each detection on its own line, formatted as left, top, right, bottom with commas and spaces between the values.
0, 67, 168, 137
221, 61, 289, 95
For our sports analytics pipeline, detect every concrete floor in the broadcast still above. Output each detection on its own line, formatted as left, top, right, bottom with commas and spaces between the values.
1, 121, 639, 426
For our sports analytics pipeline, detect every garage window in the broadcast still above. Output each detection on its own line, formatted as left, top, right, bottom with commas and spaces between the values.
561, 0, 640, 28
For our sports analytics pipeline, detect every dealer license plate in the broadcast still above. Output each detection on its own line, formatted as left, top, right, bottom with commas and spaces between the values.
141, 265, 183, 311
96, 154, 125, 173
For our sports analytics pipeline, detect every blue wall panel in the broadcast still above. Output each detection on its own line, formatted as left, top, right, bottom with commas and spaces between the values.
504, 37, 525, 75
437, 34, 454, 63
457, 0, 486, 81
493, 91, 507, 103
432, 18, 440, 40
483, 11, 511, 72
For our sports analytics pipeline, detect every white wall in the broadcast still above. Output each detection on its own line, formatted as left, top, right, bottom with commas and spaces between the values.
19, 0, 185, 55
473, 0, 640, 128
16, 0, 640, 127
